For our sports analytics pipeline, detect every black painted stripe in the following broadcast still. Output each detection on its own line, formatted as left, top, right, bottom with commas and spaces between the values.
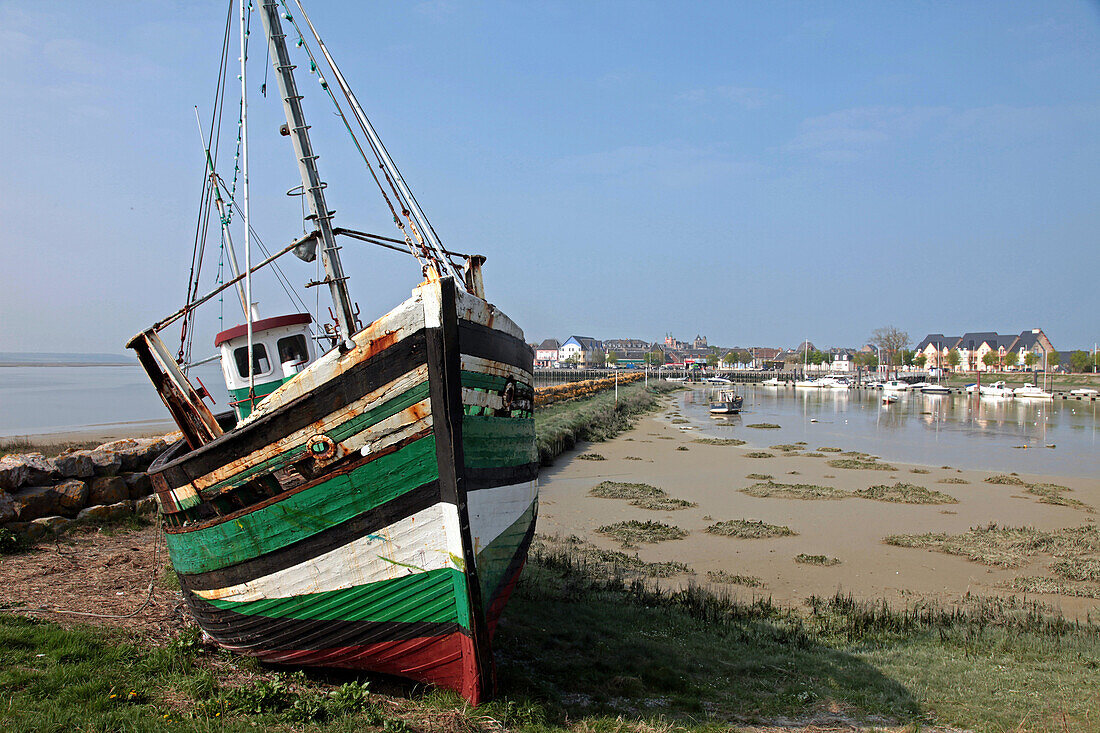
184, 589, 464, 650
158, 328, 428, 488
178, 480, 443, 592
465, 462, 538, 491
458, 319, 534, 373
486, 505, 537, 612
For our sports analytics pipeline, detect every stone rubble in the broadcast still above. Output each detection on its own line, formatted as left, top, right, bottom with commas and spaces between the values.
0, 436, 173, 540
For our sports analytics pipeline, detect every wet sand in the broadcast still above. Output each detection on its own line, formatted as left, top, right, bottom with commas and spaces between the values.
10, 420, 176, 448
538, 392, 1100, 618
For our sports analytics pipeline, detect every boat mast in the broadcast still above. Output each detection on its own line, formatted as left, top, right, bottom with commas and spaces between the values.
257, 0, 357, 345
240, 0, 255, 397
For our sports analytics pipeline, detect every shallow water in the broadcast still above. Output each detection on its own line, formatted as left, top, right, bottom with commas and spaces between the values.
684, 385, 1099, 479
0, 363, 224, 437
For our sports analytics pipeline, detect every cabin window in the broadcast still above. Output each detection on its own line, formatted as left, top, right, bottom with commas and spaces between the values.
277, 334, 309, 366
234, 343, 271, 378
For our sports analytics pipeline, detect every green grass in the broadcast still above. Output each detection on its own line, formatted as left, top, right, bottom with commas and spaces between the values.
795, 553, 841, 566
743, 451, 775, 459
4, 536, 1100, 732
596, 520, 688, 548
768, 444, 803, 452
885, 523, 1100, 570
745, 473, 773, 480
854, 483, 959, 505
706, 519, 797, 539
816, 447, 843, 452
937, 477, 970, 484
740, 481, 849, 501
691, 438, 746, 446
535, 382, 679, 465
909, 468, 931, 474
985, 474, 1026, 485
746, 423, 781, 429
576, 452, 605, 461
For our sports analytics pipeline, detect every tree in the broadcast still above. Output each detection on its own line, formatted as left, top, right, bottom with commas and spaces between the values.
1070, 350, 1091, 373
1024, 352, 1039, 369
645, 350, 665, 366
606, 351, 618, 366
563, 354, 580, 366
946, 348, 961, 369
706, 352, 719, 367
982, 351, 998, 368
870, 326, 910, 375
914, 354, 927, 369
1003, 351, 1018, 368
901, 349, 915, 367
1047, 349, 1059, 371
854, 352, 878, 371
588, 350, 606, 368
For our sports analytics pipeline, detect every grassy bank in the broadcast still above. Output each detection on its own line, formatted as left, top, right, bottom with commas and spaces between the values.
3, 536, 1099, 732
534, 380, 678, 465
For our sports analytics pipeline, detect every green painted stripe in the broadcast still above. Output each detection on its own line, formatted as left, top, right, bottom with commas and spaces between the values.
462, 415, 536, 468
460, 370, 531, 394
204, 380, 431, 495
203, 567, 468, 628
230, 378, 293, 420
167, 435, 439, 575
476, 499, 536, 606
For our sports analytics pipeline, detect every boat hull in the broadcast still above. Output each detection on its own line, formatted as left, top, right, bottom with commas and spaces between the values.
147, 278, 536, 704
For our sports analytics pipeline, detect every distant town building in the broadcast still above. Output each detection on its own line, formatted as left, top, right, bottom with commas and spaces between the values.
559, 335, 604, 365
534, 339, 560, 368
914, 328, 1055, 372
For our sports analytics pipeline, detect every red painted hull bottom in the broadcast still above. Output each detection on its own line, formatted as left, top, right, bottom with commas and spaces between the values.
236, 631, 486, 704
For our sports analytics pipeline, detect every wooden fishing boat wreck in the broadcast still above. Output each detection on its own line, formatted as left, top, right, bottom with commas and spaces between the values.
127, 0, 535, 704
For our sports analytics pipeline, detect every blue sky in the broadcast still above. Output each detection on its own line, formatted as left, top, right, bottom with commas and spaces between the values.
1, 1, 1098, 356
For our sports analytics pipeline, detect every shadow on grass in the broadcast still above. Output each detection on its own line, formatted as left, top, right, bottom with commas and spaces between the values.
495, 548, 923, 727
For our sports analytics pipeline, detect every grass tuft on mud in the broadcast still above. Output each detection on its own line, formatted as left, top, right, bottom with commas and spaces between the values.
706, 519, 797, 539
630, 497, 697, 511
795, 553, 841, 566
691, 438, 746, 446
937, 477, 970, 484
885, 523, 1100, 570
827, 458, 899, 471
855, 483, 959, 505
588, 481, 664, 500
740, 481, 849, 501
597, 520, 688, 547
576, 452, 605, 461
743, 451, 775, 459
705, 570, 765, 587
746, 423, 781, 429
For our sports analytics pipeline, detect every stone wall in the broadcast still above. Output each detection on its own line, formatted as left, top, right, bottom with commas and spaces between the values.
0, 436, 175, 541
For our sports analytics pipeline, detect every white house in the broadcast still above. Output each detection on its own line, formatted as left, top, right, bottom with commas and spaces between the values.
535, 339, 560, 368
559, 335, 603, 365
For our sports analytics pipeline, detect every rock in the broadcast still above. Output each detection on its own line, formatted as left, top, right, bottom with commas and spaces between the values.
0, 453, 59, 491
53, 479, 89, 513
89, 476, 128, 505
77, 501, 133, 523
0, 490, 15, 523
5, 520, 46, 542
31, 515, 71, 533
88, 449, 122, 476
122, 472, 153, 500
13, 485, 66, 521
133, 495, 159, 515
51, 450, 95, 479
97, 438, 168, 472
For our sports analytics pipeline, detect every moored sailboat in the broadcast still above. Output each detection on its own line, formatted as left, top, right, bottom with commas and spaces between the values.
128, 0, 535, 704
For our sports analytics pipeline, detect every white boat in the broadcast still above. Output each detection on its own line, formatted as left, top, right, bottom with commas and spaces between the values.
667, 376, 687, 382
794, 378, 822, 388
979, 381, 1014, 398
882, 380, 910, 391
818, 376, 851, 389
908, 381, 934, 389
704, 376, 732, 385
1013, 385, 1053, 399
921, 384, 951, 394
865, 380, 885, 390
965, 383, 979, 394
1070, 388, 1099, 397
761, 377, 785, 387
882, 393, 899, 404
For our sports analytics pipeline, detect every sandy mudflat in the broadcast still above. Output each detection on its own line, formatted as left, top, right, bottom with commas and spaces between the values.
10, 420, 177, 447
538, 392, 1100, 618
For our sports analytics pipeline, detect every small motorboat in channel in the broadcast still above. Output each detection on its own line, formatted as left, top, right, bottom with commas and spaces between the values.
979, 381, 1015, 398
710, 390, 745, 414
1013, 384, 1053, 400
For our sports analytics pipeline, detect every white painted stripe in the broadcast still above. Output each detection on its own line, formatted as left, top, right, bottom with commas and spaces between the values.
462, 387, 504, 411
460, 354, 531, 384
420, 280, 443, 329
467, 480, 538, 560
193, 501, 465, 603
193, 365, 430, 492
